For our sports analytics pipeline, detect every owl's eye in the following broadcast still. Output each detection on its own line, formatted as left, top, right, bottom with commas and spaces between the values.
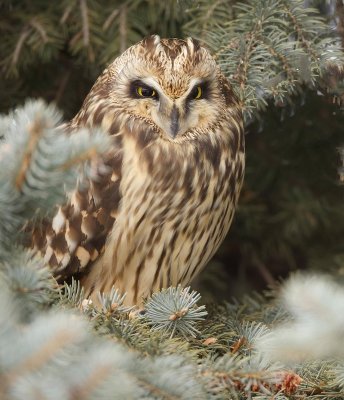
194, 86, 202, 99
189, 84, 205, 100
137, 86, 156, 98
130, 80, 158, 99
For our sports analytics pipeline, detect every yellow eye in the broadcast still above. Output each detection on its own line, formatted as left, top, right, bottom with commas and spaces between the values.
189, 85, 203, 100
195, 86, 202, 99
137, 86, 156, 98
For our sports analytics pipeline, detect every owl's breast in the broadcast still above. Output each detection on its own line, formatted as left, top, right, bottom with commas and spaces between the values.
84, 130, 243, 305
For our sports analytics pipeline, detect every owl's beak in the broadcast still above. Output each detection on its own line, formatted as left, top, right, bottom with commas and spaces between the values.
170, 105, 180, 138
154, 99, 182, 139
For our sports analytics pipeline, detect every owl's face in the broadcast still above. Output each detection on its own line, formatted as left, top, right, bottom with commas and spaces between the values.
107, 36, 232, 141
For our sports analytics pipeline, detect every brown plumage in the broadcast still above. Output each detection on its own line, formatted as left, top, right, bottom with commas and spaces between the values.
31, 36, 245, 306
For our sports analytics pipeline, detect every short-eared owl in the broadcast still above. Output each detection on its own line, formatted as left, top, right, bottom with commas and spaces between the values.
31, 35, 245, 306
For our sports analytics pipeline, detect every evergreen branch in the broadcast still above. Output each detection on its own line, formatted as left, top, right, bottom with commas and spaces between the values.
2, 11, 65, 77
144, 286, 207, 338
184, 0, 237, 41
59, 277, 85, 308
0, 304, 138, 399
96, 287, 133, 315
6, 327, 80, 385
235, 321, 271, 354
281, 1, 320, 60
257, 274, 344, 364
0, 99, 111, 253
203, 0, 344, 122
60, 0, 105, 63
260, 34, 299, 82
135, 378, 180, 400
132, 354, 206, 400
334, 363, 344, 392
202, 354, 302, 397
0, 281, 207, 399
71, 364, 113, 399
0, 249, 56, 318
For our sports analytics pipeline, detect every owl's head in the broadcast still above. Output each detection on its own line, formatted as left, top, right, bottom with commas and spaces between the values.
95, 35, 238, 141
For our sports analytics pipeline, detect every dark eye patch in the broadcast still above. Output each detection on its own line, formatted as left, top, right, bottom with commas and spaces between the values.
130, 80, 159, 99
187, 80, 210, 102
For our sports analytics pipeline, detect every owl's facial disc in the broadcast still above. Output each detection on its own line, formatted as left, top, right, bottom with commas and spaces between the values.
129, 77, 213, 139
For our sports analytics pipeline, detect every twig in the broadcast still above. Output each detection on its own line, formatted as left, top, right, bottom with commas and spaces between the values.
80, 0, 89, 47
103, 7, 119, 31
60, 3, 74, 24
119, 4, 127, 54
15, 118, 45, 190
55, 70, 72, 106
12, 28, 31, 66
30, 19, 48, 43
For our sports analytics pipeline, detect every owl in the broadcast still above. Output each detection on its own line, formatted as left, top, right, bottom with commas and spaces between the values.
31, 35, 245, 306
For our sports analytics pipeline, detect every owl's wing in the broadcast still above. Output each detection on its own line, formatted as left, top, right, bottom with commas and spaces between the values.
29, 133, 123, 283
27, 58, 126, 283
